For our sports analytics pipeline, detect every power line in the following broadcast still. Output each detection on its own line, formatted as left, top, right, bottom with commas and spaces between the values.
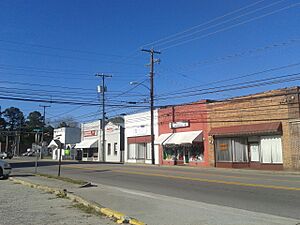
157, 61, 300, 97
141, 0, 266, 48
160, 3, 299, 50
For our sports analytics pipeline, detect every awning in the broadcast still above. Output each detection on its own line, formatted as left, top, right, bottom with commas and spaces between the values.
155, 133, 173, 145
163, 131, 203, 145
209, 122, 282, 137
75, 139, 98, 149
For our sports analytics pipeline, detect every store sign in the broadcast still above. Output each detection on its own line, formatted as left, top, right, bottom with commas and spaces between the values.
219, 143, 228, 151
169, 121, 189, 129
84, 130, 97, 137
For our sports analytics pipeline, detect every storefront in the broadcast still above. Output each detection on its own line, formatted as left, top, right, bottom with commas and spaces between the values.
75, 120, 100, 161
124, 110, 159, 164
209, 122, 284, 170
157, 101, 210, 167
156, 131, 204, 165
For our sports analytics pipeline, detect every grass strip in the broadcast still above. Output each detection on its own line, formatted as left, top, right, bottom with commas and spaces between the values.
36, 173, 87, 185
72, 203, 102, 216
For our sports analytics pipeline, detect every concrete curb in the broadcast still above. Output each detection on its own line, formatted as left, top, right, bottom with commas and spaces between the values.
10, 177, 146, 225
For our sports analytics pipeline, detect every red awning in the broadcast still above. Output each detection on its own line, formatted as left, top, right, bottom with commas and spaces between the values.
209, 122, 282, 136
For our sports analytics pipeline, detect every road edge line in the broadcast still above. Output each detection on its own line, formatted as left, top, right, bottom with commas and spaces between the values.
10, 177, 146, 225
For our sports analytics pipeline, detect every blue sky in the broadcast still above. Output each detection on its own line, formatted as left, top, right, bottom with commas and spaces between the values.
0, 0, 299, 125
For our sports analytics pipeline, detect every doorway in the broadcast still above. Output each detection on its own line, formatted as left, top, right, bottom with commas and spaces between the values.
249, 143, 259, 162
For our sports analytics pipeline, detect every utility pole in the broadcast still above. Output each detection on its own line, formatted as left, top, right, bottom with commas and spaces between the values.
39, 105, 50, 158
141, 48, 161, 165
96, 73, 112, 162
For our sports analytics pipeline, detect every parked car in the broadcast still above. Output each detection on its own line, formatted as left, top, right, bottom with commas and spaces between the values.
0, 159, 11, 179
0, 152, 13, 159
0, 152, 7, 159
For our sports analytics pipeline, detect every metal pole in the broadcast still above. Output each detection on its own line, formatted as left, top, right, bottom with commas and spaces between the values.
35, 131, 38, 174
39, 105, 50, 158
58, 142, 62, 176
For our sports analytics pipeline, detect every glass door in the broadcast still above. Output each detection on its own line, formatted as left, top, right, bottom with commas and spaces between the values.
249, 143, 259, 162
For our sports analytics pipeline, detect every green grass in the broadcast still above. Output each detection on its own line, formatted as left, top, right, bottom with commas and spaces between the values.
72, 203, 101, 216
36, 173, 87, 185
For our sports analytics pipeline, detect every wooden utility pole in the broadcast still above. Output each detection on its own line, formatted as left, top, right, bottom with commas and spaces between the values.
96, 73, 112, 162
141, 48, 161, 165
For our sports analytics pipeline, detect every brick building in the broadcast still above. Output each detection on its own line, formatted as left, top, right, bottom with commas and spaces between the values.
207, 87, 300, 170
156, 100, 210, 167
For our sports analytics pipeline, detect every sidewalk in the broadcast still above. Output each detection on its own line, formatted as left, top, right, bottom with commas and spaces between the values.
0, 178, 116, 225
11, 172, 300, 225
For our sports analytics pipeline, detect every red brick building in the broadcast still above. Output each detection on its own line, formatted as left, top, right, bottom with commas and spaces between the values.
156, 100, 211, 167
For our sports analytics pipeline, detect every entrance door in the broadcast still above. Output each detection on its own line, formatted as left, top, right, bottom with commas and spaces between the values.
184, 149, 189, 164
249, 143, 259, 162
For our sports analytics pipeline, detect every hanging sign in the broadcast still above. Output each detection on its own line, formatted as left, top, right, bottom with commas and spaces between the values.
169, 121, 189, 129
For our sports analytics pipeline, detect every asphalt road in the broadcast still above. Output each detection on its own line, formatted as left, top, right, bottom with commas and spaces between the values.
9, 158, 300, 221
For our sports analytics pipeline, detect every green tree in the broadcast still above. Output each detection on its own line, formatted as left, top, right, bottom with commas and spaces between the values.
26, 111, 44, 129
3, 107, 25, 131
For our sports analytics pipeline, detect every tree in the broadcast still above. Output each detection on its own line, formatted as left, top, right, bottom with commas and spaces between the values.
3, 107, 25, 131
26, 111, 44, 129
52, 116, 79, 128
0, 117, 6, 130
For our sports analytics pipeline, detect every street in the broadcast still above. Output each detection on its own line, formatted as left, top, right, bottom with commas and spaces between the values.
8, 158, 300, 225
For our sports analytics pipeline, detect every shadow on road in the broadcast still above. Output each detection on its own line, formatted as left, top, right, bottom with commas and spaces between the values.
11, 174, 35, 177
9, 160, 124, 169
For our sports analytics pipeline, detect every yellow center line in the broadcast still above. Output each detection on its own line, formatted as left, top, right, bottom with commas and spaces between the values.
111, 167, 300, 183
112, 169, 300, 191
63, 165, 300, 191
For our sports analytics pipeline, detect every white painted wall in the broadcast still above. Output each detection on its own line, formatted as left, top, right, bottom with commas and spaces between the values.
105, 122, 123, 162
53, 127, 81, 145
124, 110, 159, 164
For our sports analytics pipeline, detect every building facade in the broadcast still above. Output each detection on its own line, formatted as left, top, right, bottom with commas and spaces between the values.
157, 100, 210, 166
75, 120, 124, 163
76, 120, 101, 161
49, 127, 81, 160
124, 110, 159, 164
105, 122, 125, 163
207, 87, 300, 170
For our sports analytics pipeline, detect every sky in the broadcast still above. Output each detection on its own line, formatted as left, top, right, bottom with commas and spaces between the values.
0, 0, 299, 125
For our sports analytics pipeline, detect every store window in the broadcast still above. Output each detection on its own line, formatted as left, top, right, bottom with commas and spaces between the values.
107, 143, 111, 155
83, 148, 97, 158
163, 146, 175, 160
146, 143, 152, 159
232, 138, 248, 162
114, 143, 118, 155
137, 143, 146, 159
215, 138, 232, 161
260, 136, 283, 163
189, 143, 204, 162
128, 144, 136, 159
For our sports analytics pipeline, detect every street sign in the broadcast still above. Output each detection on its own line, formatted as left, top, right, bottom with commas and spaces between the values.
33, 129, 42, 132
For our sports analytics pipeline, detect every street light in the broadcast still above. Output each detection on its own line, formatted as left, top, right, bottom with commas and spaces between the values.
130, 81, 155, 165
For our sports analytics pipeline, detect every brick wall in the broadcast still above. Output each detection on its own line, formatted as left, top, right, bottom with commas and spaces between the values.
158, 100, 210, 166
207, 87, 300, 169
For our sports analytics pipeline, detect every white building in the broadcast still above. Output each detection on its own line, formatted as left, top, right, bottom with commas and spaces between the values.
124, 110, 159, 165
105, 121, 125, 163
48, 127, 81, 160
75, 120, 124, 162
76, 120, 101, 161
